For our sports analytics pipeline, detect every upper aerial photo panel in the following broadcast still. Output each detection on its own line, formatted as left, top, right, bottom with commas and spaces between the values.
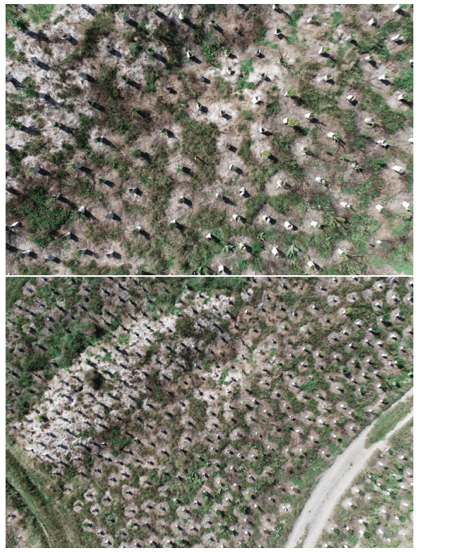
6, 4, 413, 276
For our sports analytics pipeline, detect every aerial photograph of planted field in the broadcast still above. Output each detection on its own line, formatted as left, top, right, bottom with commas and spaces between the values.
6, 276, 413, 547
6, 4, 413, 276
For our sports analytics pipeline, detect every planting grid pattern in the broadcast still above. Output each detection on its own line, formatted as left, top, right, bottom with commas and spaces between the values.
6, 4, 413, 275
6, 276, 413, 547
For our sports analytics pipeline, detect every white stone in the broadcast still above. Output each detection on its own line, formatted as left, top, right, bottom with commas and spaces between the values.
377, 139, 388, 147
378, 74, 388, 81
310, 220, 319, 228
263, 215, 272, 224
409, 59, 413, 66
284, 221, 294, 230
315, 176, 326, 184
327, 132, 337, 139
304, 112, 312, 119
408, 137, 414, 143
323, 74, 332, 82
369, 18, 377, 26
392, 33, 402, 42
283, 117, 289, 124
364, 117, 375, 125
340, 201, 350, 209
205, 233, 213, 240
376, 204, 383, 212
401, 201, 411, 210
238, 187, 247, 196
272, 247, 279, 256
392, 165, 405, 174
398, 93, 406, 102
232, 213, 240, 221
218, 265, 228, 274
337, 248, 344, 255
393, 4, 401, 12
347, 94, 355, 102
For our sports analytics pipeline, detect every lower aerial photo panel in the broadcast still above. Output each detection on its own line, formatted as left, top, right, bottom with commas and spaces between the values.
6, 276, 413, 548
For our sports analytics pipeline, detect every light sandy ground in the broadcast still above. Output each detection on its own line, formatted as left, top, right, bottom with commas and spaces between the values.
285, 387, 413, 548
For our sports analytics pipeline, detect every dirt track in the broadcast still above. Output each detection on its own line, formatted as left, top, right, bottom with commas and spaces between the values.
285, 387, 414, 548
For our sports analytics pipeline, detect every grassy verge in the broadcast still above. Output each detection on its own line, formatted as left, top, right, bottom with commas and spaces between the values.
6, 478, 48, 547
365, 395, 413, 447
6, 448, 74, 547
6, 277, 28, 311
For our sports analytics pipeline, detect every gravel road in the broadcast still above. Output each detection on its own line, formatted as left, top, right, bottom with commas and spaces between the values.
285, 387, 414, 548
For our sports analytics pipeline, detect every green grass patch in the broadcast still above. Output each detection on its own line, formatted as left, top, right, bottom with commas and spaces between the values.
268, 193, 308, 216
287, 6, 304, 27
393, 67, 413, 92
6, 447, 88, 547
6, 278, 29, 311
236, 59, 254, 90
6, 36, 19, 59
27, 4, 55, 23
330, 11, 342, 29
214, 76, 232, 99
365, 395, 413, 447
239, 109, 255, 121
200, 38, 223, 65
17, 187, 76, 248
67, 12, 115, 62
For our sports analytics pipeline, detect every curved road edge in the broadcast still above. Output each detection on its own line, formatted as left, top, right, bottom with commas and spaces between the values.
285, 387, 413, 548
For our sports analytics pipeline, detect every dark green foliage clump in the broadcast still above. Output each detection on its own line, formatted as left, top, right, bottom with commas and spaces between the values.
393, 67, 413, 92
84, 370, 105, 391
6, 36, 22, 60
6, 5, 28, 31
180, 117, 220, 187
200, 38, 224, 65
271, 134, 306, 183
68, 12, 115, 62
268, 193, 308, 216
176, 314, 197, 338
107, 428, 132, 456
153, 21, 183, 68
17, 187, 75, 248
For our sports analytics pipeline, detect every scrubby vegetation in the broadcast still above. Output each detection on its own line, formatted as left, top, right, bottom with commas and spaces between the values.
6, 276, 413, 547
6, 4, 413, 275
